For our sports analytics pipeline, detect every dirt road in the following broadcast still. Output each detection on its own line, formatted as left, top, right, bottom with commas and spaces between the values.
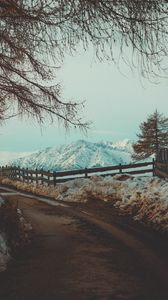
0, 187, 168, 300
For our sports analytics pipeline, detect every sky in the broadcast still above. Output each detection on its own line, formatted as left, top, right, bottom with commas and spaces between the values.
0, 48, 168, 152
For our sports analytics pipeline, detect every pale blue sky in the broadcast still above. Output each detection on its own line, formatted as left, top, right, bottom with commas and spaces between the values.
0, 49, 168, 151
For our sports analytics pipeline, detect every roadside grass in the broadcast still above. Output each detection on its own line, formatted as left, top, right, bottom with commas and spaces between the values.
1, 175, 168, 234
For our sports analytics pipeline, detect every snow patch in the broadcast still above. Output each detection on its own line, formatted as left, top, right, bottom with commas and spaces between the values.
2, 175, 168, 232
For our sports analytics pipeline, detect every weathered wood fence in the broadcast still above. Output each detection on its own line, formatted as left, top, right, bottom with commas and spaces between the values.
156, 148, 168, 163
0, 161, 155, 186
155, 148, 168, 178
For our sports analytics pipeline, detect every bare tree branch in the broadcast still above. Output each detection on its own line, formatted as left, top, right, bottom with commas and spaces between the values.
0, 1, 168, 125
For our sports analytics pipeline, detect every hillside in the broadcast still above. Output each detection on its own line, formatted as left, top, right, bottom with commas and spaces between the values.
10, 139, 133, 171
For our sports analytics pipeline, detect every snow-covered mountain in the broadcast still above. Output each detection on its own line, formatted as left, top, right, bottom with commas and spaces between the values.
0, 151, 32, 166
9, 139, 133, 171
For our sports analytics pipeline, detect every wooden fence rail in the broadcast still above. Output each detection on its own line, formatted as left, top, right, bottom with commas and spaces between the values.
0, 160, 155, 186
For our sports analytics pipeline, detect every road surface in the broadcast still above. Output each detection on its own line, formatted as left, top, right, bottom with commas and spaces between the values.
0, 186, 168, 300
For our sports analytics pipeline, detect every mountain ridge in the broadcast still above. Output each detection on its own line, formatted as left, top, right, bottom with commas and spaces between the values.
9, 139, 133, 171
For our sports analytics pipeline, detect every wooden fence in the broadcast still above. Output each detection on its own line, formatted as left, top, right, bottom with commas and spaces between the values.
156, 148, 168, 163
155, 161, 168, 178
0, 161, 155, 186
155, 149, 168, 178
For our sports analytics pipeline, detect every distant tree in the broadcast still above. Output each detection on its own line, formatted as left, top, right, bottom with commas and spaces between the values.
132, 111, 168, 160
1, 1, 168, 127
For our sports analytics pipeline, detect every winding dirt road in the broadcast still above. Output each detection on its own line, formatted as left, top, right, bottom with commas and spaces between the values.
0, 187, 168, 300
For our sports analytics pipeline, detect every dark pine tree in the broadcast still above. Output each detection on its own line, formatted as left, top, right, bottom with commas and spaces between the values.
132, 111, 168, 160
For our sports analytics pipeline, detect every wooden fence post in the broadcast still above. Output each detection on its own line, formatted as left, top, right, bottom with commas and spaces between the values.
166, 149, 168, 162
20, 167, 23, 181
36, 169, 38, 185
48, 170, 50, 186
85, 168, 88, 178
13, 167, 16, 179
41, 169, 44, 185
22, 168, 25, 181
53, 171, 56, 186
18, 166, 21, 180
26, 168, 28, 183
30, 170, 32, 183
8, 166, 10, 178
13, 167, 15, 179
10, 167, 12, 179
10, 167, 13, 178
5, 166, 7, 177
152, 158, 155, 176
